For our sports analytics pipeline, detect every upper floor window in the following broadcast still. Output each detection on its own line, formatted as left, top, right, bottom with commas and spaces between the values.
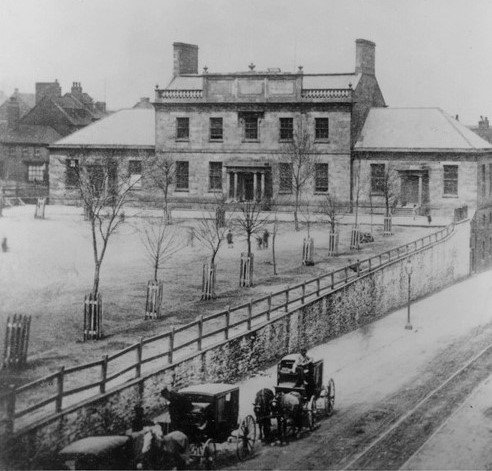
315, 118, 329, 140
22, 147, 29, 159
370, 163, 385, 194
443, 165, 458, 196
279, 118, 293, 140
279, 163, 292, 193
34, 148, 41, 158
209, 162, 222, 191
128, 160, 142, 189
315, 163, 329, 193
210, 118, 223, 141
8, 146, 15, 158
176, 117, 189, 140
66, 159, 79, 187
176, 161, 189, 191
243, 115, 259, 141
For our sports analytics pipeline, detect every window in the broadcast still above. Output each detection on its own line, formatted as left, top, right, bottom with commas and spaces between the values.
279, 118, 293, 140
87, 165, 105, 196
315, 163, 329, 193
370, 164, 385, 194
8, 147, 15, 158
34, 148, 40, 158
66, 159, 79, 187
176, 161, 189, 191
443, 165, 458, 196
209, 118, 223, 141
22, 147, 29, 158
128, 160, 142, 189
27, 163, 45, 182
279, 163, 292, 193
209, 162, 222, 191
176, 117, 189, 140
243, 115, 259, 140
315, 118, 329, 140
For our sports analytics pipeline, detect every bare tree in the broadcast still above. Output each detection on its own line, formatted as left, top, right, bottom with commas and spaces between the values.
320, 192, 345, 233
69, 152, 140, 295
352, 156, 363, 226
146, 152, 176, 223
281, 119, 318, 231
233, 199, 270, 254
141, 217, 184, 281
381, 166, 400, 217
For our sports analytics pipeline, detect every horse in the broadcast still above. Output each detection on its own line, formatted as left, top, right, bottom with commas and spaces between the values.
271, 392, 303, 444
253, 388, 275, 442
137, 424, 190, 470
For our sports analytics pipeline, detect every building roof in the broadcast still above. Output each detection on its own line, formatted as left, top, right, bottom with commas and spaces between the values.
164, 73, 359, 91
354, 108, 492, 152
0, 122, 62, 144
0, 92, 35, 122
51, 108, 155, 148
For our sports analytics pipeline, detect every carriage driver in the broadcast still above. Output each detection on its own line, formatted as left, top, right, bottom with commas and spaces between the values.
161, 387, 194, 437
292, 348, 315, 397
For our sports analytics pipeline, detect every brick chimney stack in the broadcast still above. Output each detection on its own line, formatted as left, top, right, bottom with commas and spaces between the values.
35, 80, 62, 103
355, 39, 376, 75
173, 42, 199, 77
7, 96, 20, 130
71, 81, 83, 97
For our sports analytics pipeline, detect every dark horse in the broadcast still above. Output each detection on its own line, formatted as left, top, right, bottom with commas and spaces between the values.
271, 391, 303, 444
253, 388, 275, 442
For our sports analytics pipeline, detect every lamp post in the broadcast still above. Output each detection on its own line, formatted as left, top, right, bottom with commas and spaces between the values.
405, 259, 413, 330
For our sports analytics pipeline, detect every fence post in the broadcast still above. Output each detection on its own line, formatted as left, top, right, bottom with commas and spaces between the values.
302, 282, 306, 304
56, 367, 65, 412
168, 328, 175, 364
247, 300, 253, 330
345, 267, 348, 283
331, 273, 334, 290
225, 306, 230, 340
316, 278, 320, 297
285, 287, 290, 312
6, 384, 16, 434
267, 293, 272, 321
136, 338, 143, 378
369, 258, 372, 271
100, 356, 108, 394
198, 316, 203, 351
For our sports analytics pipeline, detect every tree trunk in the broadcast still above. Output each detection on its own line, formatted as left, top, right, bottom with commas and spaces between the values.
92, 262, 101, 296
153, 261, 158, 282
272, 231, 277, 275
247, 233, 251, 255
294, 192, 300, 231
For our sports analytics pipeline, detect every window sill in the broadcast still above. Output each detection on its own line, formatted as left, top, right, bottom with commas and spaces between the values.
279, 138, 293, 143
278, 191, 293, 195
314, 139, 330, 143
442, 194, 459, 198
175, 138, 190, 142
370, 192, 384, 197
209, 139, 224, 143
314, 191, 329, 195
242, 139, 260, 143
174, 189, 189, 193
208, 189, 223, 193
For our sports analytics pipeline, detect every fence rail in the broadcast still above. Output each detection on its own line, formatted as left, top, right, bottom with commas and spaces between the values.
1, 222, 456, 433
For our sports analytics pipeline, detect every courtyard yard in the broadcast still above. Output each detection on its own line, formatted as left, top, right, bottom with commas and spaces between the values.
0, 204, 437, 391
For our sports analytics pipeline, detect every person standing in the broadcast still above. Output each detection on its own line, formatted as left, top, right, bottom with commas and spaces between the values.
227, 229, 233, 248
263, 229, 270, 249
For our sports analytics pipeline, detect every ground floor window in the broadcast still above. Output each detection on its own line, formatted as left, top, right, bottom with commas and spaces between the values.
443, 165, 458, 196
370, 163, 385, 194
209, 162, 222, 191
66, 159, 79, 187
176, 161, 189, 191
27, 163, 45, 182
128, 160, 142, 188
279, 163, 292, 193
315, 163, 329, 192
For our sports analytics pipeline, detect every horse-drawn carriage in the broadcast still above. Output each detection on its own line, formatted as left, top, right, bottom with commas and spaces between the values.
254, 353, 335, 442
175, 383, 257, 467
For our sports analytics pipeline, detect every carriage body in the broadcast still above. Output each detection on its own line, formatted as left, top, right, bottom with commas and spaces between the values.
275, 354, 324, 398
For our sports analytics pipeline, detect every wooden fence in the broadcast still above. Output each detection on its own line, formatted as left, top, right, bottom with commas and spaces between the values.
2, 315, 31, 369
0, 223, 457, 434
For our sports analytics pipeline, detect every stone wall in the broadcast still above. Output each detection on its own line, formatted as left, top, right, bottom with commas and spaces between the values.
2, 221, 470, 469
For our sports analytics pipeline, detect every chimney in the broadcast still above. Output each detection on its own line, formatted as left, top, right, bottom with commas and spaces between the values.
173, 42, 199, 77
71, 81, 83, 97
35, 80, 62, 103
7, 96, 20, 130
95, 101, 106, 113
355, 39, 376, 75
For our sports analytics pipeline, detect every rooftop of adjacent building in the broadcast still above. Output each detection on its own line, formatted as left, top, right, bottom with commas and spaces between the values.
50, 108, 155, 148
0, 122, 61, 145
354, 107, 492, 152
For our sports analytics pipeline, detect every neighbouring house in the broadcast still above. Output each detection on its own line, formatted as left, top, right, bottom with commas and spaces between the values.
152, 39, 385, 208
0, 81, 107, 200
0, 88, 35, 123
49, 108, 155, 205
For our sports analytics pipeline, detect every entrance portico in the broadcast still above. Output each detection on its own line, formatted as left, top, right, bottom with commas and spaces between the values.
226, 161, 272, 202
399, 169, 429, 206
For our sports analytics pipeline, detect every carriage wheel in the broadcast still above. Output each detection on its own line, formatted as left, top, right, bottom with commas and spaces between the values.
202, 439, 217, 470
326, 378, 335, 416
305, 396, 315, 431
236, 415, 256, 461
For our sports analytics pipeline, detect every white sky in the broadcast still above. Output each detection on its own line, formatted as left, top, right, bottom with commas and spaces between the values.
1, 0, 491, 125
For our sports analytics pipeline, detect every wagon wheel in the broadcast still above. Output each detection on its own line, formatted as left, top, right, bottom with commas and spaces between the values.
202, 439, 217, 470
305, 396, 315, 431
236, 415, 256, 461
326, 378, 335, 416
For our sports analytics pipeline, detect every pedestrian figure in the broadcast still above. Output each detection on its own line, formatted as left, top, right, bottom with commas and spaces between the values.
427, 214, 432, 225
263, 229, 270, 249
412, 204, 417, 220
1, 237, 7, 253
256, 236, 263, 250
226, 229, 233, 248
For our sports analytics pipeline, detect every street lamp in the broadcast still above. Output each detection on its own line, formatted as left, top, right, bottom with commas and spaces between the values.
405, 259, 413, 330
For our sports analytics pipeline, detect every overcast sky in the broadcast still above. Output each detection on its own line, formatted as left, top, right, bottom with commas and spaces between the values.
1, 0, 491, 125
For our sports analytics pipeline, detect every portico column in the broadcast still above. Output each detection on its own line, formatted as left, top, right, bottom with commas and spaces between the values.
226, 170, 230, 199
260, 172, 265, 200
253, 172, 257, 200
234, 172, 238, 200
418, 175, 423, 206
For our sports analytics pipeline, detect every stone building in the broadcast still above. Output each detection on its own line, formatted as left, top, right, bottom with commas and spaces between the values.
0, 81, 106, 199
49, 108, 155, 205
152, 40, 385, 207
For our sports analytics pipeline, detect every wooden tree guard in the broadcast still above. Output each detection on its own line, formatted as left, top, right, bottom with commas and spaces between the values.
215, 206, 226, 228
145, 280, 164, 319
2, 314, 31, 369
34, 198, 46, 219
383, 216, 393, 236
328, 231, 339, 256
201, 263, 217, 300
239, 252, 254, 287
302, 237, 315, 266
350, 225, 360, 249
83, 293, 103, 340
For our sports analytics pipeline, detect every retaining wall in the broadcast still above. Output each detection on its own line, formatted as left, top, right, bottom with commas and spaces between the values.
2, 221, 470, 469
